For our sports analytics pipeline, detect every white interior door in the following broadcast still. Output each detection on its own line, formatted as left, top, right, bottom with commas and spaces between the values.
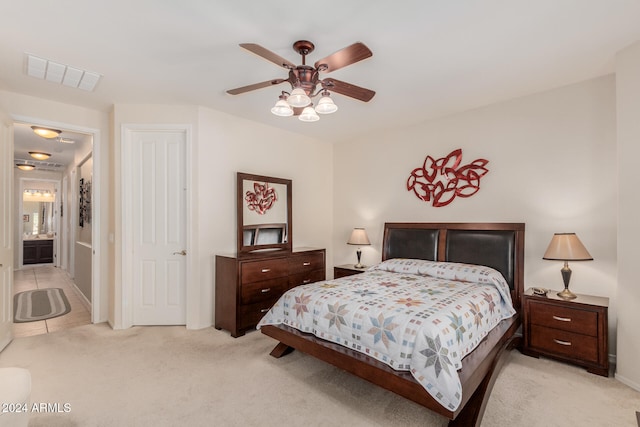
0, 110, 14, 352
131, 130, 187, 325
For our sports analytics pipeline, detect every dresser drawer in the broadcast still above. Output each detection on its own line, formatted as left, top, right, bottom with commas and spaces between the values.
241, 258, 288, 283
241, 277, 289, 305
289, 269, 325, 288
289, 252, 324, 274
529, 301, 598, 336
239, 299, 278, 329
530, 325, 599, 363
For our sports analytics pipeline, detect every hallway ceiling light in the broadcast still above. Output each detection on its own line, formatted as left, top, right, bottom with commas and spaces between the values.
29, 151, 51, 160
16, 163, 35, 171
31, 126, 61, 139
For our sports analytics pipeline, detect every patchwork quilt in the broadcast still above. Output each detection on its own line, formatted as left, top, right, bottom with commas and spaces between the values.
257, 258, 516, 411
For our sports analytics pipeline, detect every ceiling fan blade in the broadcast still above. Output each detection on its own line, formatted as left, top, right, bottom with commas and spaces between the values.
322, 78, 376, 102
239, 43, 296, 69
314, 42, 373, 73
227, 78, 287, 95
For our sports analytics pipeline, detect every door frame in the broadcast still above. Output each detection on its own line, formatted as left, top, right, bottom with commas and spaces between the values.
11, 115, 102, 324
0, 109, 13, 352
120, 124, 192, 329
17, 177, 61, 268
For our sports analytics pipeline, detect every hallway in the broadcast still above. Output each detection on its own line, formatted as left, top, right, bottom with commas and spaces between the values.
12, 266, 91, 337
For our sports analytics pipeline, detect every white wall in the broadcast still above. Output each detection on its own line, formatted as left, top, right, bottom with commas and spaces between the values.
111, 105, 333, 329
196, 107, 333, 329
334, 75, 618, 354
615, 41, 640, 390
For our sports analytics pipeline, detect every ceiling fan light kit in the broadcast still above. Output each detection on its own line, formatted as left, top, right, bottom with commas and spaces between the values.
287, 87, 312, 108
228, 40, 375, 122
299, 106, 320, 122
270, 97, 294, 117
315, 92, 338, 114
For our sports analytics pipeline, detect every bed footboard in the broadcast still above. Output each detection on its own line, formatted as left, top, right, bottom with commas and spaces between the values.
261, 314, 519, 423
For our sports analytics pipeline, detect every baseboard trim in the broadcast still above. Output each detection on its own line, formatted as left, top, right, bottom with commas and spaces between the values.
615, 372, 640, 392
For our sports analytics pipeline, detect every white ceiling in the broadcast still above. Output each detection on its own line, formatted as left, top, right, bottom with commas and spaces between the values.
1, 1, 640, 145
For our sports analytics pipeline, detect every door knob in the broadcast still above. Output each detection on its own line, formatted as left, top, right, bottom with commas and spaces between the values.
172, 250, 187, 256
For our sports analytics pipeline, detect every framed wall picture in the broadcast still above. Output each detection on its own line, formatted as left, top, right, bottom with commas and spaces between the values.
23, 214, 29, 222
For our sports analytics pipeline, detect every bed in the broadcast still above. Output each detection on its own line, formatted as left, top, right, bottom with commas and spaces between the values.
258, 222, 525, 426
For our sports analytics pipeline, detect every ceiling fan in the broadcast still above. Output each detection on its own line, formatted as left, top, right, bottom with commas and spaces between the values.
226, 40, 375, 121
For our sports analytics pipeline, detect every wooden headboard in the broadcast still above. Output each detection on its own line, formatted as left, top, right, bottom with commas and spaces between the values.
382, 222, 525, 309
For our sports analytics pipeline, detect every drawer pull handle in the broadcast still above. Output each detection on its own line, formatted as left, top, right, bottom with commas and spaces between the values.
302, 279, 311, 284
303, 262, 311, 266
260, 308, 269, 313
552, 315, 572, 322
553, 339, 572, 346
261, 288, 271, 293
261, 268, 271, 273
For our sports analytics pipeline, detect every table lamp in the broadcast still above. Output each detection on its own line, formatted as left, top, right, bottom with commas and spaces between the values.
347, 228, 370, 268
543, 233, 593, 299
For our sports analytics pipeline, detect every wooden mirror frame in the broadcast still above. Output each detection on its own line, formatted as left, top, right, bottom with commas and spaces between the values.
237, 172, 292, 255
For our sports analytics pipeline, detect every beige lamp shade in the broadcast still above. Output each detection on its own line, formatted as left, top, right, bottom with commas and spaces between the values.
347, 228, 370, 269
543, 233, 593, 261
347, 228, 371, 246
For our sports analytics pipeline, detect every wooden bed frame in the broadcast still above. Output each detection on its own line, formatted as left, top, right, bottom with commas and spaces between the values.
261, 222, 525, 426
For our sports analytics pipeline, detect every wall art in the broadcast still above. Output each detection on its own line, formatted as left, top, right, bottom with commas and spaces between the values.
79, 178, 92, 227
407, 148, 489, 207
245, 182, 278, 215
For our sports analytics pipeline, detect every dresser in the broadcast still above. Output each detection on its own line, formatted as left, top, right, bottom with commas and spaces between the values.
215, 248, 325, 337
522, 288, 609, 376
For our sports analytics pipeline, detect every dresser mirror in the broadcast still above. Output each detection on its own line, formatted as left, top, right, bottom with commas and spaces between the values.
237, 172, 292, 255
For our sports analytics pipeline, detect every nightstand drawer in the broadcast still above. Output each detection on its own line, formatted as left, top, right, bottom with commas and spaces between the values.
529, 301, 598, 336
530, 325, 598, 363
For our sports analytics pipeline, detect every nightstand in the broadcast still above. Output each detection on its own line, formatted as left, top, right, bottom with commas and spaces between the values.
522, 288, 609, 376
334, 264, 368, 279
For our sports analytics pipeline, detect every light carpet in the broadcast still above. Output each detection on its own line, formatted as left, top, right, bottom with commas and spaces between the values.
0, 324, 638, 427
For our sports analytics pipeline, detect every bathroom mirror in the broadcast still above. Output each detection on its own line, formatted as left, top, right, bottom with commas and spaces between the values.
23, 200, 55, 237
237, 172, 292, 255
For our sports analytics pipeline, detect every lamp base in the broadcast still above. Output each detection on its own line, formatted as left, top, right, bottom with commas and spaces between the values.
557, 287, 577, 300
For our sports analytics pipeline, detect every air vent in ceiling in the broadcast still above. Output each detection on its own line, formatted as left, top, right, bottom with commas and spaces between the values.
25, 54, 101, 92
14, 158, 66, 172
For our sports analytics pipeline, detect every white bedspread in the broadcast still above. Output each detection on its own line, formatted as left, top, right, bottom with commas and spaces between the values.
257, 258, 516, 411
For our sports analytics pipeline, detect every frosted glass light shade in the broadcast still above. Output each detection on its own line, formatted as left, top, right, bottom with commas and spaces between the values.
287, 88, 311, 107
29, 151, 51, 160
315, 95, 338, 114
31, 126, 61, 139
298, 106, 319, 122
271, 99, 293, 117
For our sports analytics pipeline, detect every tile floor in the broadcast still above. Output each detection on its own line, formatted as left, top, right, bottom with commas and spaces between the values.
12, 265, 91, 337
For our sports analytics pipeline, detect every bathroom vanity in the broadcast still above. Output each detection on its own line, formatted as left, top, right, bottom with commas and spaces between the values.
23, 238, 54, 264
